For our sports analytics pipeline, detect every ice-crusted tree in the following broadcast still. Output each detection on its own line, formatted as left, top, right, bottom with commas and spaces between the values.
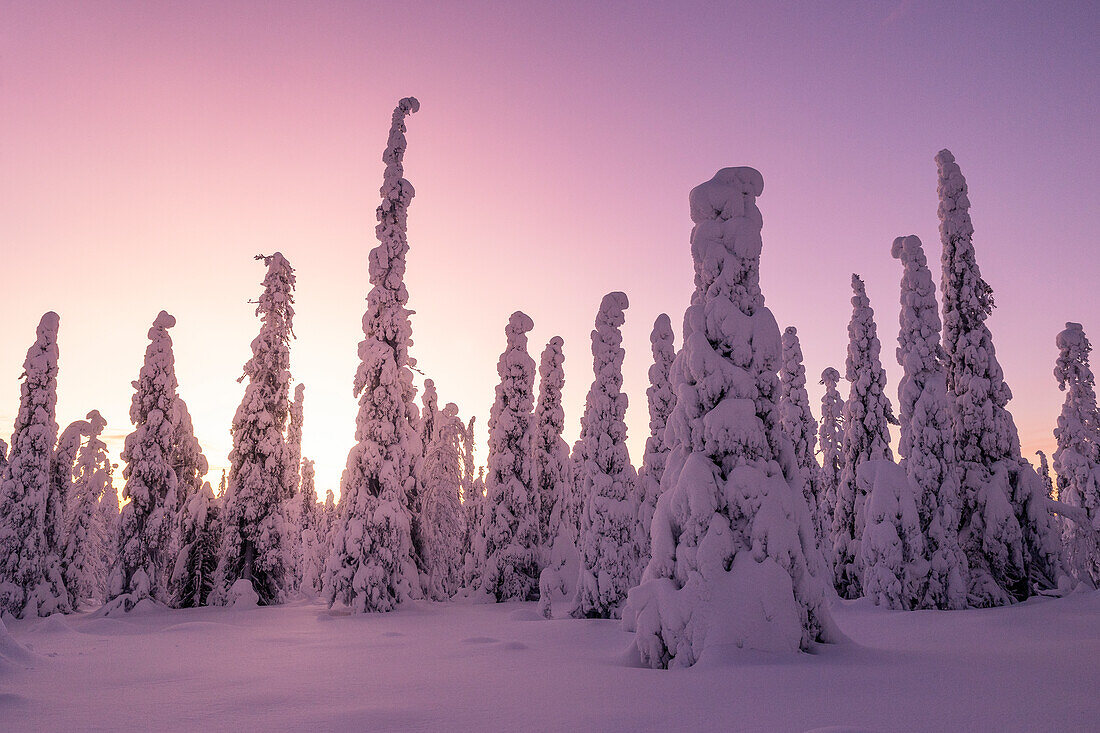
532, 337, 573, 557
420, 403, 467, 600
859, 460, 928, 609
0, 312, 70, 618
818, 367, 844, 542
937, 149, 1062, 604
636, 314, 676, 575
171, 481, 220, 608
832, 274, 897, 599
625, 168, 834, 668
62, 411, 112, 607
892, 235, 968, 609
480, 311, 539, 602
780, 326, 823, 545
1052, 322, 1100, 586
572, 292, 638, 619
213, 253, 297, 606
326, 98, 423, 613
106, 311, 181, 613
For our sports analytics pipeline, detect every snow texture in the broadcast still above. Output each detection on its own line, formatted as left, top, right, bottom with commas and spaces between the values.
832, 274, 896, 600
1053, 322, 1100, 586
480, 312, 539, 602
171, 482, 220, 608
326, 98, 423, 614
818, 367, 844, 550
635, 314, 676, 578
891, 235, 968, 609
419, 403, 467, 600
780, 326, 824, 546
213, 253, 297, 607
572, 292, 637, 619
936, 149, 1063, 605
532, 337, 575, 563
0, 312, 69, 618
625, 167, 834, 668
858, 460, 928, 609
62, 411, 113, 608
297, 458, 324, 597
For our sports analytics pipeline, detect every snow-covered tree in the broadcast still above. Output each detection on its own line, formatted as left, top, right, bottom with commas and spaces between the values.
625, 168, 835, 668
892, 234, 968, 610
213, 253, 297, 606
636, 314, 676, 576
325, 98, 423, 613
287, 383, 305, 497
1036, 451, 1055, 500
0, 312, 70, 618
171, 481, 220, 608
0, 440, 7, 480
818, 367, 844, 544
859, 460, 928, 610
572, 292, 638, 619
480, 311, 539, 602
52, 417, 87, 599
62, 411, 113, 607
420, 403, 467, 600
780, 326, 823, 545
298, 458, 325, 596
937, 149, 1062, 604
1052, 322, 1100, 586
532, 337, 574, 560
106, 311, 181, 613
832, 274, 897, 599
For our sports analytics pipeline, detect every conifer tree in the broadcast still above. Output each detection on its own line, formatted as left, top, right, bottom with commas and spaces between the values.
0, 312, 70, 617
572, 292, 638, 619
52, 417, 87, 599
1036, 451, 1055, 499
636, 314, 676, 575
780, 326, 824, 544
892, 235, 968, 609
832, 274, 897, 599
63, 411, 113, 607
420, 404, 467, 600
626, 168, 834, 668
532, 337, 573, 560
171, 481, 220, 608
1052, 322, 1100, 586
480, 311, 539, 601
936, 149, 1062, 604
859, 460, 928, 609
325, 98, 423, 613
818, 367, 844, 546
298, 458, 324, 596
213, 253, 297, 606
287, 384, 305, 497
106, 311, 182, 613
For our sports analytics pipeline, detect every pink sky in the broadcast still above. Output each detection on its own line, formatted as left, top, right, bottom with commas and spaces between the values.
2, 1, 1097, 494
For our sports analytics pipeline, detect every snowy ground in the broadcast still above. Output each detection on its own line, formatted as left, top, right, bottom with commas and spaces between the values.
2, 590, 1099, 732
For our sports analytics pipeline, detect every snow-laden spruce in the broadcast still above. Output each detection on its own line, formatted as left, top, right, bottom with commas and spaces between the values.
859, 460, 927, 609
480, 311, 540, 601
625, 168, 835, 668
891, 235, 968, 609
287, 384, 305, 496
171, 481, 220, 608
818, 367, 844, 544
0, 312, 70, 618
419, 403, 467, 600
780, 326, 824, 545
326, 98, 423, 613
1053, 322, 1100, 586
936, 149, 1063, 604
635, 314, 676, 576
832, 274, 897, 599
1036, 451, 1055, 499
297, 458, 324, 596
213, 253, 297, 606
106, 311, 182, 613
571, 292, 638, 619
61, 411, 113, 607
284, 383, 305, 592
533, 337, 576, 560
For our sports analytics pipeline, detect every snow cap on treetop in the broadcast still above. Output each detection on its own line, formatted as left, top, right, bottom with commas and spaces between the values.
152, 310, 176, 331
398, 97, 420, 114
1057, 322, 1086, 351
821, 366, 840, 385
597, 291, 629, 328
890, 234, 924, 261
507, 310, 534, 337
37, 310, 60, 337
85, 409, 107, 433
688, 167, 764, 223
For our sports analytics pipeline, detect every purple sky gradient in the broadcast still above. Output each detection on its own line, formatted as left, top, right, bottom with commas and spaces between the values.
2, 1, 1097, 494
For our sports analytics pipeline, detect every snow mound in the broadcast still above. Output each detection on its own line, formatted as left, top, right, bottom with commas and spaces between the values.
227, 579, 260, 608
0, 617, 35, 671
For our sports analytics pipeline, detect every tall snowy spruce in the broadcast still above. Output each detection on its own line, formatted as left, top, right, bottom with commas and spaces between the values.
297, 458, 324, 596
832, 274, 897, 599
936, 149, 1062, 604
858, 460, 927, 609
284, 383, 305, 590
480, 312, 539, 602
532, 337, 575, 558
1052, 322, 1100, 586
1036, 451, 1055, 499
419, 403, 467, 600
52, 416, 87, 601
0, 312, 70, 618
818, 367, 844, 542
891, 235, 968, 609
106, 312, 183, 613
779, 327, 824, 545
325, 98, 423, 613
213, 253, 297, 606
571, 292, 638, 619
62, 411, 113, 607
171, 481, 220, 608
287, 383, 305, 496
635, 314, 676, 575
625, 168, 834, 668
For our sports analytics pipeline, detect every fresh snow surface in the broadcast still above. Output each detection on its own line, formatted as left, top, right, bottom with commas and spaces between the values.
2, 591, 1098, 731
